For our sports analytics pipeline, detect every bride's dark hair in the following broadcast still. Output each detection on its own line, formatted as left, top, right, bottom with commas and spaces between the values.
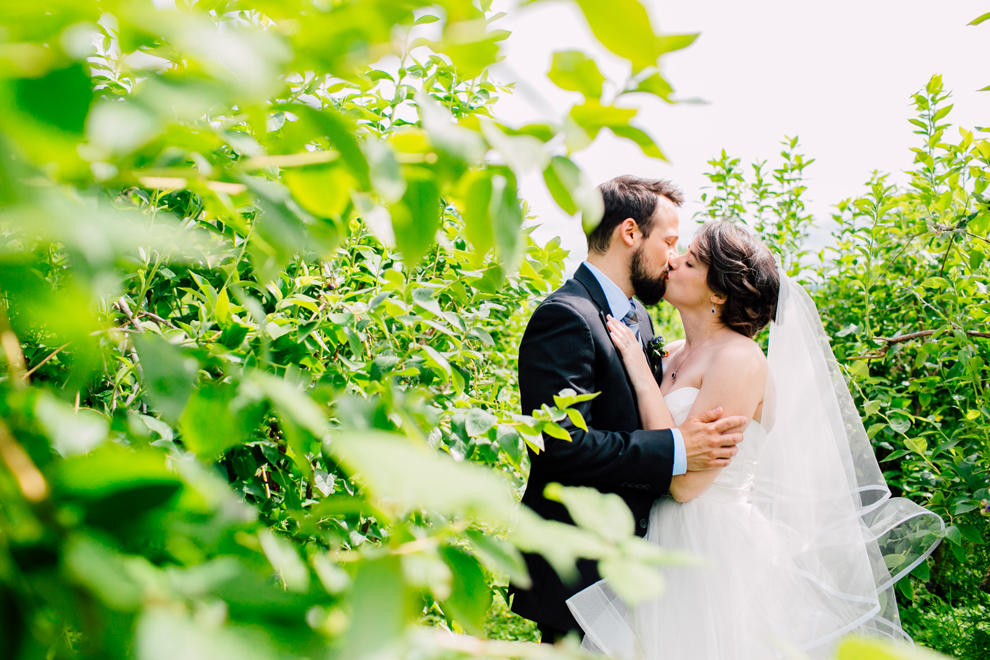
695, 221, 779, 338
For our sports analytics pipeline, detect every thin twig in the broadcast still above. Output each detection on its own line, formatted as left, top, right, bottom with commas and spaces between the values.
938, 233, 956, 280
850, 329, 990, 360
22, 343, 70, 380
0, 305, 27, 385
0, 419, 48, 502
115, 298, 144, 407
138, 310, 179, 330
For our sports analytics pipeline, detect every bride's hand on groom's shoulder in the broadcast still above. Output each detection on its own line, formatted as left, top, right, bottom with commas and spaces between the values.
680, 407, 748, 471
605, 315, 652, 378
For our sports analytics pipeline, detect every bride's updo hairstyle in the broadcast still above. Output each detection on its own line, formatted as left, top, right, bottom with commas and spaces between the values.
695, 221, 779, 338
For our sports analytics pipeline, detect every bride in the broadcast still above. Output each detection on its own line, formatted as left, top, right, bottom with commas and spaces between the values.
566, 221, 944, 659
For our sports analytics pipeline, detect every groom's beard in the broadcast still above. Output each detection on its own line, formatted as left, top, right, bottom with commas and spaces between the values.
630, 246, 667, 306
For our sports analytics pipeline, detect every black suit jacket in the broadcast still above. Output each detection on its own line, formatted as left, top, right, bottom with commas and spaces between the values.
510, 264, 674, 632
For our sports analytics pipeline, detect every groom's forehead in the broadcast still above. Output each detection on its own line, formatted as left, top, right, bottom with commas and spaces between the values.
653, 198, 680, 237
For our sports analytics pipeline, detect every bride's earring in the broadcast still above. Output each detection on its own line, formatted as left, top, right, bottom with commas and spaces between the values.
711, 305, 716, 314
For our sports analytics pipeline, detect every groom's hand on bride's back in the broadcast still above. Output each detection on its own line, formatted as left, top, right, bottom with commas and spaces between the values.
680, 407, 747, 471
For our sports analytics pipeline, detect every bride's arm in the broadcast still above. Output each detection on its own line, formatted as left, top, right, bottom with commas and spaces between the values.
606, 316, 675, 429
668, 342, 766, 502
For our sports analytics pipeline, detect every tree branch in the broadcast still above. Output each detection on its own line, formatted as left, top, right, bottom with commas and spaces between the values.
849, 329, 990, 360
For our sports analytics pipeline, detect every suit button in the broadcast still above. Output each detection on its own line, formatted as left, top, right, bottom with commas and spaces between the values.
639, 519, 648, 529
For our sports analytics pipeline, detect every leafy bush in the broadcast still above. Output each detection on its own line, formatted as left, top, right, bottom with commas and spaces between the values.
698, 74, 990, 660
0, 1, 702, 658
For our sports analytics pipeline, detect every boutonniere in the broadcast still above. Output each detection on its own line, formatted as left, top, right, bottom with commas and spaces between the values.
647, 334, 668, 362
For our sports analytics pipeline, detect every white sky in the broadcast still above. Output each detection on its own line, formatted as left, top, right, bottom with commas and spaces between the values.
490, 0, 990, 269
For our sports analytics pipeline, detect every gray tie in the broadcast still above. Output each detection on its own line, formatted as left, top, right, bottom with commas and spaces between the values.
622, 302, 642, 343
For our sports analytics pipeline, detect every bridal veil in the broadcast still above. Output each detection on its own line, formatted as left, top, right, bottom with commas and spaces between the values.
748, 266, 943, 649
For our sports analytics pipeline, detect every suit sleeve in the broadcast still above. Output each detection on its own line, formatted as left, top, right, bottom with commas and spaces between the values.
518, 300, 674, 493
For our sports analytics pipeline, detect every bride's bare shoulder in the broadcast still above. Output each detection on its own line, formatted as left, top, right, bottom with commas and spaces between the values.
712, 334, 768, 376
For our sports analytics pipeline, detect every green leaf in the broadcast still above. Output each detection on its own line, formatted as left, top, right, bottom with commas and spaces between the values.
631, 72, 674, 102
655, 33, 699, 55
289, 104, 371, 188
64, 534, 148, 610
566, 408, 588, 432
56, 444, 181, 526
258, 529, 310, 592
420, 345, 452, 378
968, 11, 990, 26
411, 287, 443, 316
401, 551, 453, 599
331, 431, 517, 518
509, 506, 611, 582
283, 163, 355, 218
598, 557, 666, 604
434, 22, 507, 80
849, 361, 870, 378
610, 124, 667, 160
480, 120, 549, 175
415, 91, 486, 164
390, 175, 443, 265
463, 528, 530, 588
214, 287, 232, 329
136, 607, 283, 660
544, 483, 635, 542
343, 555, 407, 660
489, 170, 525, 272
543, 156, 604, 228
465, 408, 497, 437
14, 63, 93, 136
570, 0, 660, 70
957, 523, 984, 544
904, 436, 927, 455
36, 392, 108, 457
542, 422, 571, 441
836, 637, 952, 660
461, 169, 495, 261
180, 383, 253, 459
251, 371, 329, 437
569, 99, 638, 139
547, 50, 605, 98
134, 334, 198, 424
439, 545, 491, 635
890, 416, 912, 435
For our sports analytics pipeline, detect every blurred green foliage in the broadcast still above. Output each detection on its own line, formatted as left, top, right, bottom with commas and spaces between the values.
0, 0, 698, 658
699, 74, 990, 660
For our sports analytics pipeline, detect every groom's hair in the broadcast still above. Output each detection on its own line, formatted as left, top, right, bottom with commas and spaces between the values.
587, 176, 684, 254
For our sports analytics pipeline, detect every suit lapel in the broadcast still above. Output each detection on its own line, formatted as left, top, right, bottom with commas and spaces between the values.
572, 264, 643, 419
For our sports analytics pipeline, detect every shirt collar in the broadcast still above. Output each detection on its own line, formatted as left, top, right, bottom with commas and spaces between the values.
581, 261, 632, 319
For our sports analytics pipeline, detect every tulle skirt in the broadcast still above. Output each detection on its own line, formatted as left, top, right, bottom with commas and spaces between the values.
568, 491, 885, 660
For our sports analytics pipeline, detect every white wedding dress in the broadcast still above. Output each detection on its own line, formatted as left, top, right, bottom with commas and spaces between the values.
567, 269, 943, 660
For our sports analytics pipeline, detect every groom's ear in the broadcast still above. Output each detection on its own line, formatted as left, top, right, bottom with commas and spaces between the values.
617, 218, 640, 247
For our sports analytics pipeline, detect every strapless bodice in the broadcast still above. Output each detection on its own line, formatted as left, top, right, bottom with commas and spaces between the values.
663, 387, 767, 504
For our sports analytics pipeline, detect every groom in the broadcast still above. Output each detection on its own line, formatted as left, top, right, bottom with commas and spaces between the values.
511, 175, 748, 642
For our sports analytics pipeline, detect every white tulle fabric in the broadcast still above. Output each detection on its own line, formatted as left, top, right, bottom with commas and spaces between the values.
567, 269, 944, 659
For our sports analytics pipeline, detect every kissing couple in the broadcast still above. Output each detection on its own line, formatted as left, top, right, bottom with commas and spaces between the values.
509, 176, 943, 658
